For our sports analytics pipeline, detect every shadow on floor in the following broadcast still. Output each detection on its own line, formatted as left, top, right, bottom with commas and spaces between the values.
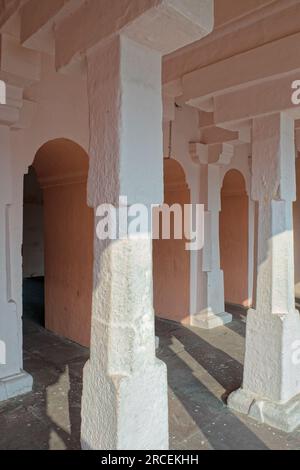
224, 303, 247, 338
1, 313, 300, 449
156, 317, 269, 450
0, 320, 88, 450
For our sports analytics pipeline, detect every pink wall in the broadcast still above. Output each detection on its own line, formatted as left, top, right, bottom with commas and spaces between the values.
34, 139, 93, 347
153, 159, 190, 324
220, 169, 250, 307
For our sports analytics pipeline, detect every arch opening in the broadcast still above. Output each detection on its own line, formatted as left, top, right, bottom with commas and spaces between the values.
220, 169, 250, 310
153, 158, 191, 324
22, 138, 93, 347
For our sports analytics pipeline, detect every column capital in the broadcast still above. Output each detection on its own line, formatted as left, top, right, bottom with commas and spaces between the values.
0, 83, 36, 129
55, 0, 214, 72
189, 141, 235, 166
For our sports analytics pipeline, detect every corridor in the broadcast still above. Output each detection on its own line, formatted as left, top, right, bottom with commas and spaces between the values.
1, 312, 300, 450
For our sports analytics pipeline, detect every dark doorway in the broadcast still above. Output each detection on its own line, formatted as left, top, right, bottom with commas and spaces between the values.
23, 166, 45, 327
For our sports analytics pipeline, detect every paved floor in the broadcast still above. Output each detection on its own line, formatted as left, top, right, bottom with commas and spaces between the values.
1, 311, 300, 450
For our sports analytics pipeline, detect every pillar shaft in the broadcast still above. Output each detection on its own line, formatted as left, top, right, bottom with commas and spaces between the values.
228, 113, 300, 432
0, 125, 32, 400
244, 113, 299, 402
81, 35, 168, 450
193, 148, 232, 329
203, 164, 226, 313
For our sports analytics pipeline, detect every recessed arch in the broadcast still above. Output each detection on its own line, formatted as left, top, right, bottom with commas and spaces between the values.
23, 138, 93, 347
220, 169, 250, 308
153, 158, 191, 324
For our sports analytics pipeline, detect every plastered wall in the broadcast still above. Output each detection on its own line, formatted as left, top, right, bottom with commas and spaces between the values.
220, 169, 250, 307
153, 159, 191, 323
33, 139, 93, 347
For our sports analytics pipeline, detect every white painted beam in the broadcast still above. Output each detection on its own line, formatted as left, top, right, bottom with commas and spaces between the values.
213, 71, 300, 126
0, 33, 40, 87
183, 31, 300, 106
55, 0, 214, 72
20, 0, 82, 54
163, 0, 300, 84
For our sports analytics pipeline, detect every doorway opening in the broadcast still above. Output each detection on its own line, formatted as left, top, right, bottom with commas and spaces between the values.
153, 159, 191, 324
22, 139, 93, 347
23, 166, 45, 327
220, 169, 250, 311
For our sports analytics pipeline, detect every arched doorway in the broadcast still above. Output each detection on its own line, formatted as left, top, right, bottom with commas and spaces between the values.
153, 159, 191, 324
220, 169, 250, 308
22, 139, 93, 347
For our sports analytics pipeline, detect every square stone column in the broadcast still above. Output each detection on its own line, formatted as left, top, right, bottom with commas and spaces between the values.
80, 35, 168, 450
189, 143, 233, 329
0, 126, 32, 401
228, 113, 300, 432
78, 0, 214, 450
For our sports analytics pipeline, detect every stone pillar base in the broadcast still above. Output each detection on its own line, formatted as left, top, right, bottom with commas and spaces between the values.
228, 388, 300, 433
192, 311, 232, 329
81, 359, 169, 450
0, 370, 33, 402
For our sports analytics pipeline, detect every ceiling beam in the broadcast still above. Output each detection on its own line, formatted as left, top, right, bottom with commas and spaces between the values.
163, 0, 300, 84
183, 30, 300, 107
20, 0, 81, 53
54, 0, 214, 72
213, 72, 300, 126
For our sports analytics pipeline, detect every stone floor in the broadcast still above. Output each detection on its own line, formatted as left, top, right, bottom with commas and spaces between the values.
1, 310, 300, 450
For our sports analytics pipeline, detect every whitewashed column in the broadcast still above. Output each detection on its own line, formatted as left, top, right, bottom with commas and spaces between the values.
80, 1, 214, 450
0, 125, 32, 401
81, 35, 168, 451
190, 143, 233, 328
228, 113, 300, 432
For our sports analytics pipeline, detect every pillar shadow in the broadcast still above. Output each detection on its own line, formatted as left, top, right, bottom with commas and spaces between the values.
156, 318, 268, 450
0, 320, 87, 450
157, 317, 243, 397
19, 276, 87, 450
224, 303, 247, 338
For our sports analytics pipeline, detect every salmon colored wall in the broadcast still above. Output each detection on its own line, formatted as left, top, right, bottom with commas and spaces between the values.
220, 169, 250, 307
33, 139, 93, 347
153, 159, 190, 324
294, 158, 300, 299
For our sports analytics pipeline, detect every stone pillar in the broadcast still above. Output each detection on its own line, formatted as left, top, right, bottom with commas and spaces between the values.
190, 143, 233, 329
228, 113, 300, 432
80, 35, 168, 450
0, 125, 32, 401
78, 0, 214, 450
